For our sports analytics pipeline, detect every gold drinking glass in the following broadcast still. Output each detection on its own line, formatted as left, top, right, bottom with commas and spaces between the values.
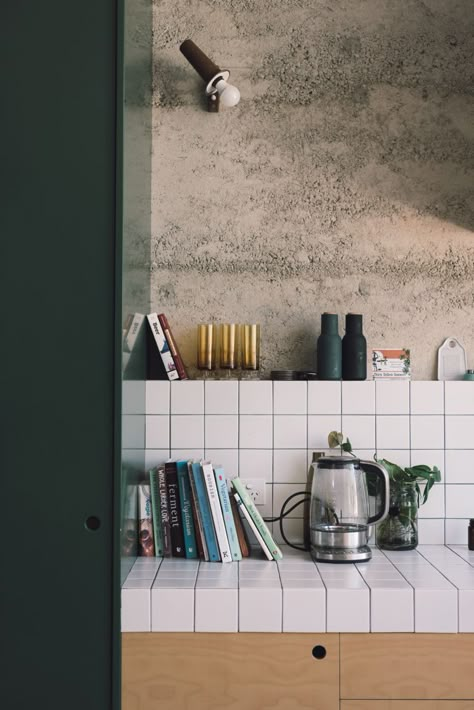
241, 323, 260, 377
219, 323, 239, 377
197, 324, 217, 376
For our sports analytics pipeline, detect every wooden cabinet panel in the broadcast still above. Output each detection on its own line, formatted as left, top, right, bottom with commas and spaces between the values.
122, 632, 339, 710
342, 702, 474, 709
340, 634, 474, 700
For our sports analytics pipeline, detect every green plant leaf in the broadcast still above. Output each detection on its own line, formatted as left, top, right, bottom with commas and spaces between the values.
328, 431, 343, 448
342, 438, 353, 453
376, 458, 405, 481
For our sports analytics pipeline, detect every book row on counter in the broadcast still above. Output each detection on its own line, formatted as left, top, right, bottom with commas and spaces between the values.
137, 460, 283, 562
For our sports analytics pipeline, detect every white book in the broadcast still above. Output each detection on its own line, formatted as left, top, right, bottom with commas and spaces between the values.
146, 312, 179, 381
201, 461, 232, 563
233, 493, 273, 561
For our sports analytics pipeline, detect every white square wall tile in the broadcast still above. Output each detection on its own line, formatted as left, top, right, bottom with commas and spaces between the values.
376, 416, 410, 449
273, 381, 307, 414
273, 484, 308, 518
145, 380, 170, 414
145, 415, 170, 449
204, 449, 239, 478
417, 518, 445, 544
239, 587, 282, 632
239, 449, 273, 481
273, 517, 304, 545
446, 518, 470, 544
145, 449, 170, 469
122, 381, 146, 414
417, 484, 445, 518
342, 381, 375, 414
171, 448, 204, 461
370, 587, 414, 632
273, 449, 308, 484
239, 381, 272, 414
195, 589, 238, 632
410, 416, 444, 449
308, 381, 341, 414
341, 415, 375, 449
376, 449, 410, 468
152, 588, 195, 631
446, 416, 474, 448
376, 380, 410, 415
283, 587, 326, 632
170, 415, 204, 449
446, 485, 474, 518
122, 415, 145, 448
274, 416, 307, 449
411, 449, 444, 473
308, 415, 342, 449
205, 381, 238, 414
326, 588, 370, 632
171, 381, 204, 414
410, 381, 444, 415
239, 415, 273, 449
445, 381, 474, 415
205, 415, 238, 449
445, 450, 474, 483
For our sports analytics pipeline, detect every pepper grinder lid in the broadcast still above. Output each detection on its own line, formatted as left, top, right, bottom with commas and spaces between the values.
321, 313, 339, 334
345, 313, 363, 334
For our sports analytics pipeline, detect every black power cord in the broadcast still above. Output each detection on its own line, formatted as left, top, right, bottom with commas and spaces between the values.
264, 491, 310, 552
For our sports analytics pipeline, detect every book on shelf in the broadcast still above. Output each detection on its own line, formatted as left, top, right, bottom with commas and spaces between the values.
189, 462, 220, 562
231, 477, 283, 561
229, 492, 250, 558
164, 461, 186, 557
146, 312, 179, 381
187, 461, 208, 561
158, 313, 188, 380
233, 492, 272, 561
137, 482, 155, 557
176, 460, 198, 559
149, 468, 164, 557
201, 461, 232, 563
157, 465, 172, 557
214, 466, 242, 561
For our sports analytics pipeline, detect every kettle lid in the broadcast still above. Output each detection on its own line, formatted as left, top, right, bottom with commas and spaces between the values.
315, 456, 360, 469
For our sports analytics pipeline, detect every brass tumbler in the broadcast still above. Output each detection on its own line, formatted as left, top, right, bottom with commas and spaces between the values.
241, 324, 260, 370
219, 323, 239, 369
197, 324, 217, 370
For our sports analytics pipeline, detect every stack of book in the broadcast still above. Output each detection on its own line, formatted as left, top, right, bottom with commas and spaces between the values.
122, 311, 188, 380
139, 461, 283, 562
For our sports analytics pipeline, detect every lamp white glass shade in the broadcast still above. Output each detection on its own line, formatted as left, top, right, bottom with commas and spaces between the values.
214, 78, 241, 107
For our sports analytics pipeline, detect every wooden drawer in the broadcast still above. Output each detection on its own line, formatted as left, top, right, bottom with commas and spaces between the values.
340, 634, 474, 700
122, 632, 339, 710
341, 703, 474, 709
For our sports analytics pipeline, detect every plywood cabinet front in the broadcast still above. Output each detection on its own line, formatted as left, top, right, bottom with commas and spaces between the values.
122, 633, 339, 710
340, 634, 474, 701
341, 702, 474, 709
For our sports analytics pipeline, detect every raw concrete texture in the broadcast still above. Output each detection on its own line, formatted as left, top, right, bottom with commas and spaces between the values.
150, 0, 474, 378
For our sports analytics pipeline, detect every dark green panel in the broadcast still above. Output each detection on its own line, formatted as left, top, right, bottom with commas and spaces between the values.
1, 2, 121, 709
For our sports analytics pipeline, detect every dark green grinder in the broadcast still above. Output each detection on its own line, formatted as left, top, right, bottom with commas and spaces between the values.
316, 313, 342, 380
342, 313, 367, 380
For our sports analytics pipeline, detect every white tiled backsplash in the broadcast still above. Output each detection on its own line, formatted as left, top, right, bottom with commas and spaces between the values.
122, 380, 474, 546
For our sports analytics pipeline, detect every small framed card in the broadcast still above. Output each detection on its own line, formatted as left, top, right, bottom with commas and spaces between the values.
372, 348, 411, 379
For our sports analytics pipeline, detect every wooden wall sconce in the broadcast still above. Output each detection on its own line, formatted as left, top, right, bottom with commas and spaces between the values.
179, 39, 240, 113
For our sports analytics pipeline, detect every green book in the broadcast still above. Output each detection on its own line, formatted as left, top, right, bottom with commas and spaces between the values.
149, 467, 164, 557
231, 477, 283, 561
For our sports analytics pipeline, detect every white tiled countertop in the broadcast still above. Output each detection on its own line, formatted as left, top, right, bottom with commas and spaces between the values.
121, 545, 474, 634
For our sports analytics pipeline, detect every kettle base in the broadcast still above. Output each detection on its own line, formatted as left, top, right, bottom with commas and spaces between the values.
311, 545, 372, 563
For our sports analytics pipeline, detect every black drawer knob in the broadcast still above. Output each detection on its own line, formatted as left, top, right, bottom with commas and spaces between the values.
312, 645, 327, 660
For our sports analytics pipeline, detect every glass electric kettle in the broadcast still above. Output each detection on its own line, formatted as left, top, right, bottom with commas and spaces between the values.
309, 456, 389, 562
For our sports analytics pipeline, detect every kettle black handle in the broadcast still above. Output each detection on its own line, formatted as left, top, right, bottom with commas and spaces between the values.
360, 460, 390, 525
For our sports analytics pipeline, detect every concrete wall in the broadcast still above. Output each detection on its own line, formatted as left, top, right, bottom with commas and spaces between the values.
151, 0, 474, 379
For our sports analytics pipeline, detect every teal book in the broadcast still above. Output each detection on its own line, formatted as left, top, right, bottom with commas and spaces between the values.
190, 462, 220, 562
176, 460, 198, 559
214, 466, 242, 561
231, 477, 283, 561
149, 468, 164, 556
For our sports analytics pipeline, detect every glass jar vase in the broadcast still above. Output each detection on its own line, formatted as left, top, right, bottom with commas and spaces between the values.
376, 481, 418, 550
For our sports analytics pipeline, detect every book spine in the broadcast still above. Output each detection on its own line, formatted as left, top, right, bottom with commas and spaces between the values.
157, 466, 172, 557
176, 460, 198, 559
231, 478, 283, 560
124, 313, 145, 353
201, 461, 232, 563
230, 493, 249, 558
191, 462, 220, 562
233, 493, 273, 561
165, 461, 186, 557
187, 462, 208, 561
138, 483, 155, 557
149, 468, 164, 556
158, 313, 188, 380
146, 313, 179, 381
214, 466, 242, 561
